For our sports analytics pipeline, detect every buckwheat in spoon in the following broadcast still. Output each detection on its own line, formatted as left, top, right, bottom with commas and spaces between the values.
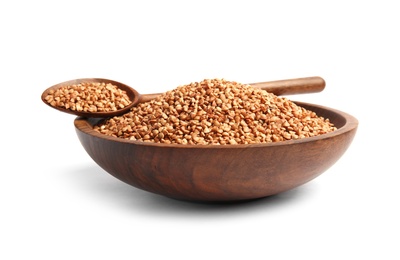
41, 76, 326, 118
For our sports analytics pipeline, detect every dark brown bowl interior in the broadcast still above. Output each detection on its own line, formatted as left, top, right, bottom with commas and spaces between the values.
74, 102, 358, 202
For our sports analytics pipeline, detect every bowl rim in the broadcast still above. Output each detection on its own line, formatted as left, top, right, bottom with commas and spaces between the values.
74, 101, 358, 149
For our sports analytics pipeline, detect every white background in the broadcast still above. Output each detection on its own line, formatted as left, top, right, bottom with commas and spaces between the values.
1, 0, 399, 259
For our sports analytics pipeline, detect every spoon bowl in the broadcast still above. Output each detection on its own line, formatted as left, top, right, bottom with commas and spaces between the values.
41, 78, 140, 118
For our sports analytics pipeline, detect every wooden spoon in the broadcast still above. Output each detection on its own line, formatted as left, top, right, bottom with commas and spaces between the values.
41, 76, 325, 118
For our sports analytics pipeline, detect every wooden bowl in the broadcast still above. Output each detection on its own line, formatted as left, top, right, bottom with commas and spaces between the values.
74, 102, 358, 202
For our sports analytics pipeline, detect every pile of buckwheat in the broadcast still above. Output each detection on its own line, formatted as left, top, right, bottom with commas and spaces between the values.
94, 78, 336, 145
44, 82, 132, 113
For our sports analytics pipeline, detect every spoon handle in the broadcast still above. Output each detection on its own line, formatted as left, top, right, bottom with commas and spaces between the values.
138, 93, 162, 103
249, 76, 325, 96
138, 76, 325, 103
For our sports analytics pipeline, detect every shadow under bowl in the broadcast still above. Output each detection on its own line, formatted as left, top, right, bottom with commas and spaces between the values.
74, 102, 358, 202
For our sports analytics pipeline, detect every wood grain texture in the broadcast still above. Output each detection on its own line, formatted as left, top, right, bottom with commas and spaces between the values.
74, 102, 358, 202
